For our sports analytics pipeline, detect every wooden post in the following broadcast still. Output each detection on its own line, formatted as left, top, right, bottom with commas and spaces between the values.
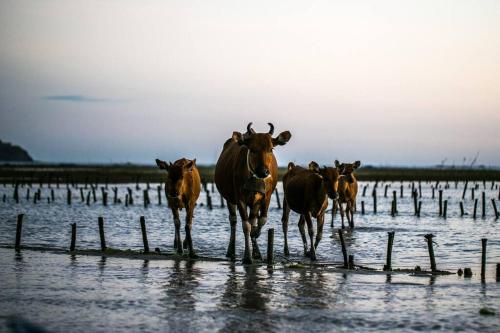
127, 187, 133, 205
424, 234, 437, 272
220, 194, 225, 208
206, 191, 212, 210
50, 189, 55, 202
125, 194, 129, 207
103, 192, 108, 206
157, 185, 162, 205
80, 188, 84, 202
443, 200, 448, 219
92, 186, 96, 202
15, 214, 24, 251
496, 263, 500, 282
462, 180, 468, 199
113, 187, 118, 204
348, 255, 354, 269
418, 182, 422, 198
373, 189, 377, 214
67, 189, 71, 205
473, 199, 478, 219
362, 185, 367, 197
383, 231, 395, 271
267, 228, 274, 266
492, 199, 499, 219
482, 192, 486, 218
140, 216, 149, 254
417, 201, 422, 218
471, 188, 475, 200
432, 186, 435, 199
98, 217, 106, 252
384, 185, 388, 197
391, 200, 395, 217
338, 229, 348, 268
274, 188, 281, 209
413, 190, 418, 215
481, 238, 487, 281
70, 223, 76, 252
26, 188, 30, 201
438, 190, 443, 216
400, 184, 403, 198
361, 201, 365, 215
143, 190, 148, 208
460, 201, 464, 217
392, 190, 397, 213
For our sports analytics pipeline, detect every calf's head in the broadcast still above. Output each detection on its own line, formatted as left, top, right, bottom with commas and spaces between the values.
334, 160, 361, 182
156, 158, 196, 198
309, 161, 339, 200
234, 122, 291, 179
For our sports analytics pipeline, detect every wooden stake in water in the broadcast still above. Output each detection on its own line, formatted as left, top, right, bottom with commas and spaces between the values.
267, 228, 274, 266
67, 189, 71, 205
15, 214, 24, 251
274, 188, 281, 209
438, 190, 443, 216
413, 190, 418, 215
492, 199, 499, 219
140, 216, 149, 254
481, 238, 487, 281
383, 231, 395, 271
473, 199, 478, 219
338, 229, 348, 268
400, 184, 403, 198
417, 201, 422, 218
443, 200, 448, 219
373, 189, 377, 214
482, 192, 486, 218
98, 217, 106, 252
424, 234, 437, 272
361, 201, 365, 215
462, 180, 468, 199
460, 201, 464, 217
392, 191, 397, 212
157, 185, 162, 205
70, 223, 76, 252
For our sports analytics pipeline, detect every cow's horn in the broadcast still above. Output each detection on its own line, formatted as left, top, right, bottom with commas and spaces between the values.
268, 122, 274, 135
246, 122, 255, 134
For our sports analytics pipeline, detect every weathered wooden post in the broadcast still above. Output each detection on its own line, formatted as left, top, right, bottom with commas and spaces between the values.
127, 187, 133, 205
460, 201, 464, 217
383, 231, 395, 271
373, 189, 377, 214
424, 234, 437, 272
418, 182, 422, 198
26, 188, 30, 201
50, 189, 55, 202
143, 190, 148, 208
125, 194, 129, 207
220, 194, 225, 208
432, 186, 435, 199
462, 181, 468, 199
92, 186, 96, 202
140, 216, 149, 254
267, 228, 274, 266
471, 188, 475, 200
392, 190, 397, 213
400, 184, 403, 198
481, 238, 487, 281
2, 194, 5, 202
492, 199, 499, 219
15, 214, 24, 251
384, 185, 388, 197
362, 185, 367, 197
413, 190, 418, 215
438, 190, 443, 216
206, 191, 213, 210
391, 200, 395, 217
98, 217, 106, 252
417, 201, 422, 218
103, 191, 108, 206
348, 255, 355, 269
112, 187, 118, 204
80, 188, 84, 202
13, 183, 19, 203
274, 188, 281, 209
67, 189, 71, 205
482, 192, 486, 218
338, 229, 348, 268
157, 185, 162, 205
473, 199, 478, 219
361, 201, 365, 215
443, 200, 448, 218
70, 223, 76, 252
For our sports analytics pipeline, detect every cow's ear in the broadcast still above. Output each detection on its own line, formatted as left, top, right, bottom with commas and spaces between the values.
156, 159, 170, 171
232, 131, 246, 146
272, 131, 291, 146
353, 161, 361, 169
334, 160, 341, 168
308, 161, 320, 173
185, 159, 196, 171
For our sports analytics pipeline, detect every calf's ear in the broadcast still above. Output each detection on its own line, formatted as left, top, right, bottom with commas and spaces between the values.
156, 159, 170, 171
308, 161, 320, 173
185, 159, 196, 171
272, 131, 292, 146
232, 131, 246, 146
353, 161, 361, 169
334, 160, 341, 168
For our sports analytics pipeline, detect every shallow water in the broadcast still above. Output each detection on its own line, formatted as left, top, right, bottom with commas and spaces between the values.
1, 181, 499, 332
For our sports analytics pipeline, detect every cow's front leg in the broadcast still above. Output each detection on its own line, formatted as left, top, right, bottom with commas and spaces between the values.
172, 208, 183, 254
282, 198, 291, 256
304, 213, 317, 261
249, 205, 262, 260
184, 206, 197, 258
237, 201, 252, 264
226, 203, 237, 261
298, 215, 308, 256
339, 203, 346, 229
314, 213, 325, 249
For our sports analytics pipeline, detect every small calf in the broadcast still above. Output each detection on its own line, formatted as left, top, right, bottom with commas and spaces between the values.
333, 160, 361, 229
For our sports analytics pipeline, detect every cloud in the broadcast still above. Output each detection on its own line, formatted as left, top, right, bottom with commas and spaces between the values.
42, 95, 125, 103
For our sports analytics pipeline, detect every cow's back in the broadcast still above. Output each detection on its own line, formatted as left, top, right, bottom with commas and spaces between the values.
215, 139, 242, 204
284, 167, 326, 216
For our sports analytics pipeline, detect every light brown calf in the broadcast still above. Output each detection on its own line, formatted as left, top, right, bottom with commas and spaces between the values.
333, 160, 360, 229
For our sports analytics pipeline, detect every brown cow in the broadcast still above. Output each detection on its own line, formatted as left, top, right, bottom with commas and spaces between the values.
281, 161, 339, 260
333, 160, 361, 229
156, 158, 201, 257
215, 122, 291, 264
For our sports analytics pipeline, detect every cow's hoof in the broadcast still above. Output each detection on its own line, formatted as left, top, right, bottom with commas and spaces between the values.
284, 248, 290, 256
252, 251, 262, 260
176, 247, 183, 255
242, 257, 253, 265
189, 251, 198, 259
183, 239, 188, 250
310, 251, 317, 261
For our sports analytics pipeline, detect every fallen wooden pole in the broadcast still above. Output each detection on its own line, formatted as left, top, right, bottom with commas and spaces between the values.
15, 214, 24, 251
267, 228, 274, 266
98, 217, 106, 252
338, 229, 348, 269
481, 238, 487, 281
424, 234, 437, 272
70, 223, 76, 252
383, 231, 395, 271
140, 216, 149, 254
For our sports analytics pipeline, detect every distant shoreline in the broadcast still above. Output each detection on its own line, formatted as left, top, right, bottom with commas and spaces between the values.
1, 163, 499, 183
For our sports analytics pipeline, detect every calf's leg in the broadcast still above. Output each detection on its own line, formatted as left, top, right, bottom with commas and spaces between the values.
226, 203, 237, 260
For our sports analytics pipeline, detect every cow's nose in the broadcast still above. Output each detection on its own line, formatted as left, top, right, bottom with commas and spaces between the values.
256, 166, 270, 178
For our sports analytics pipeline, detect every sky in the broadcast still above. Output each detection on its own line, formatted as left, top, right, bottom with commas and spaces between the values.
1, 0, 499, 167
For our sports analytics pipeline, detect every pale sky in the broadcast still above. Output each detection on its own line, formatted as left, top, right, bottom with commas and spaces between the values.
1, 0, 499, 166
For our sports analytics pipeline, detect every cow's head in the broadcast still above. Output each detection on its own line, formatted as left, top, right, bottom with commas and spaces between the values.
234, 122, 291, 179
156, 158, 196, 198
335, 160, 361, 182
309, 161, 339, 200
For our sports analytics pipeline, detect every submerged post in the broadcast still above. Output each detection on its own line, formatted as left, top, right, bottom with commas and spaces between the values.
438, 190, 443, 216
473, 199, 478, 219
338, 229, 348, 268
274, 188, 281, 209
417, 201, 422, 218
392, 190, 397, 213
98, 217, 106, 252
460, 201, 465, 217
492, 199, 499, 219
373, 189, 377, 214
424, 234, 437, 272
481, 238, 487, 281
361, 201, 365, 215
15, 214, 24, 251
383, 231, 395, 271
140, 216, 149, 254
462, 181, 468, 199
267, 228, 274, 266
70, 223, 76, 252
482, 192, 486, 218
67, 189, 71, 205
443, 200, 448, 219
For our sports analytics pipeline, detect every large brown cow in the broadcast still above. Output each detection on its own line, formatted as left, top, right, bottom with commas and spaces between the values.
333, 160, 361, 229
156, 158, 201, 257
215, 122, 291, 264
281, 161, 339, 260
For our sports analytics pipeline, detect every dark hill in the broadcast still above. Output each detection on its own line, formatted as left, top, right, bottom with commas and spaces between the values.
0, 140, 33, 162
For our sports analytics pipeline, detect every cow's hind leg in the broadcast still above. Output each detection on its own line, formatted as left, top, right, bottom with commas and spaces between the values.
339, 203, 346, 229
172, 209, 183, 254
304, 213, 317, 261
282, 198, 291, 256
348, 201, 355, 229
184, 206, 197, 258
250, 205, 262, 260
331, 200, 338, 228
314, 213, 325, 249
226, 203, 237, 261
236, 201, 252, 264
298, 215, 308, 256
